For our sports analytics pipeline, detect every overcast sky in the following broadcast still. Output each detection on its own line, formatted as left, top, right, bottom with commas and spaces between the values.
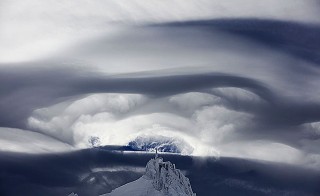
1, 0, 320, 170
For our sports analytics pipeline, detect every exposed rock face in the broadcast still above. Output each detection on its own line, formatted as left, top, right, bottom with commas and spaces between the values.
145, 156, 196, 196
101, 154, 196, 196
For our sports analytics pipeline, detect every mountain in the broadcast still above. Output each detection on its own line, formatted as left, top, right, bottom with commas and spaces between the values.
101, 153, 196, 196
128, 135, 194, 154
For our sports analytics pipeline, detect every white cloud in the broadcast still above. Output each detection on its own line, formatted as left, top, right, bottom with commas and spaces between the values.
71, 113, 195, 147
211, 87, 266, 105
1, 0, 319, 62
28, 93, 147, 144
24, 91, 320, 169
302, 153, 320, 169
193, 105, 253, 144
0, 127, 73, 153
302, 122, 320, 137
169, 92, 221, 112
26, 92, 250, 157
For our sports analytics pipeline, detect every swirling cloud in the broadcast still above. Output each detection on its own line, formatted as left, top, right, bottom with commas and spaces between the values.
1, 0, 319, 62
0, 1, 320, 169
28, 93, 146, 144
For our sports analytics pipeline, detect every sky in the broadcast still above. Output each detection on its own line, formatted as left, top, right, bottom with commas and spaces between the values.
1, 0, 320, 170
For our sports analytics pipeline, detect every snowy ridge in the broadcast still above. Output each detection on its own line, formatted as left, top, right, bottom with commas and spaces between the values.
102, 154, 196, 196
128, 135, 194, 154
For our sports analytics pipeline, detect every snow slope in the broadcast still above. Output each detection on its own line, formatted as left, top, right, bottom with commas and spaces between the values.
101, 176, 163, 196
102, 155, 196, 196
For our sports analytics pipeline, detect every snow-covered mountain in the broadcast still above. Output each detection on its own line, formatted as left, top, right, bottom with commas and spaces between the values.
101, 154, 196, 196
128, 135, 194, 155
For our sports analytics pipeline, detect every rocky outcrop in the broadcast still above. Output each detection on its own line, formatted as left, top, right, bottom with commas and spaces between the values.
145, 156, 196, 196
101, 152, 196, 196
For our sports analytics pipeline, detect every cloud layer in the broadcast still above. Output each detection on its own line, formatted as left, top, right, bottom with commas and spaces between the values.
1, 0, 320, 62
1, 1, 320, 169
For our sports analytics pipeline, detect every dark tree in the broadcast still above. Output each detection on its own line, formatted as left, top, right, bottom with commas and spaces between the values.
88, 136, 101, 147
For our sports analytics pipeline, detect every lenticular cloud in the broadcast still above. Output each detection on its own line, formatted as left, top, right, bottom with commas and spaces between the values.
28, 93, 147, 145
1, 0, 320, 171
26, 89, 315, 165
27, 92, 217, 156
25, 91, 256, 158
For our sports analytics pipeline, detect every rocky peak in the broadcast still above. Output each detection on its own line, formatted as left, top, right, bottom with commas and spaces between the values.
145, 155, 196, 196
